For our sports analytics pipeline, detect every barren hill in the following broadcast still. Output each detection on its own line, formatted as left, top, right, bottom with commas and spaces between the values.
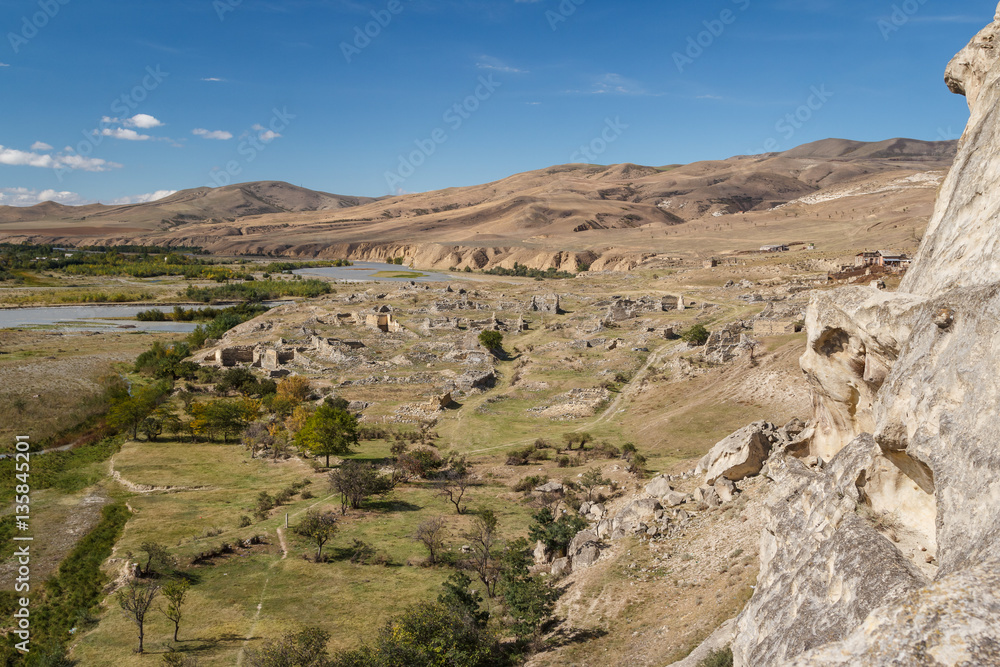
0, 139, 956, 270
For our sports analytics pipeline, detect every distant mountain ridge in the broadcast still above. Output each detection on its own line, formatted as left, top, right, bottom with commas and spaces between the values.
0, 137, 958, 270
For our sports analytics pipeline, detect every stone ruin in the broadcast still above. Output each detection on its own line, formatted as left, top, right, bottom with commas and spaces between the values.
529, 293, 561, 314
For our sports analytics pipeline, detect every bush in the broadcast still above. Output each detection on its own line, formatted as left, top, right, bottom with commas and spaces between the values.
512, 475, 548, 493
238, 515, 252, 528
557, 456, 571, 468
697, 646, 733, 667
682, 324, 710, 346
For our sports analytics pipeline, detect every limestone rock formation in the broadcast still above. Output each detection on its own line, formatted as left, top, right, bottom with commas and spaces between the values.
731, 435, 929, 665
732, 6, 1000, 664
696, 421, 778, 485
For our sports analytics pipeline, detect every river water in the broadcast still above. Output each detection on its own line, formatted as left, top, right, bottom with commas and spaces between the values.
0, 304, 203, 332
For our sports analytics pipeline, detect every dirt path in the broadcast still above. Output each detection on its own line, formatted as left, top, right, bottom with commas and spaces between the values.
276, 527, 288, 559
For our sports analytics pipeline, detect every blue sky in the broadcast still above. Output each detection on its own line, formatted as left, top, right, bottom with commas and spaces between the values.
0, 0, 992, 205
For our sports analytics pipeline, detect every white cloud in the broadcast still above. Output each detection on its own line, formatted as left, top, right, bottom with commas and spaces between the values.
30, 141, 54, 151
107, 189, 177, 205
251, 124, 282, 142
201, 77, 224, 82
2, 143, 122, 172
0, 62, 9, 67
55, 153, 122, 171
100, 128, 151, 141
193, 128, 233, 140
0, 146, 56, 168
0, 187, 92, 207
128, 113, 164, 129
101, 114, 162, 130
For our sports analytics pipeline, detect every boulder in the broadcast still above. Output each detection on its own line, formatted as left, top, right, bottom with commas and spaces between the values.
535, 481, 565, 494
574, 544, 602, 569
587, 502, 607, 521
645, 475, 674, 498
696, 421, 778, 485
550, 557, 571, 578
663, 491, 689, 507
533, 540, 551, 565
611, 498, 662, 539
714, 478, 737, 504
568, 530, 599, 557
694, 486, 721, 508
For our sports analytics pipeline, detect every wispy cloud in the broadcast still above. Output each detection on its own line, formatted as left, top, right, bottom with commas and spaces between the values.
30, 141, 53, 151
0, 62, 9, 68
0, 145, 120, 172
477, 56, 528, 74
201, 77, 225, 82
193, 128, 234, 140
567, 73, 662, 97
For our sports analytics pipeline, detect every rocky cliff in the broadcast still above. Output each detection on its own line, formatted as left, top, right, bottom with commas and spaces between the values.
731, 6, 1000, 665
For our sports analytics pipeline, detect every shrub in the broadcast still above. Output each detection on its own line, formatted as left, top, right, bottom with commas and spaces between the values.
697, 646, 733, 667
511, 475, 548, 493
682, 324, 710, 346
238, 515, 252, 528
557, 456, 571, 468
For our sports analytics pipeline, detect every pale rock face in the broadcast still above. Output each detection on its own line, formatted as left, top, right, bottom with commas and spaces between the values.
696, 421, 778, 484
731, 436, 928, 666
906, 5, 1000, 296
733, 5, 1000, 664
799, 287, 924, 460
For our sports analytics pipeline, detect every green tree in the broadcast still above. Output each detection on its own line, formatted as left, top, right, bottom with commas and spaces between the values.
477, 330, 504, 354
294, 510, 338, 562
528, 508, 587, 557
137, 541, 175, 577
328, 461, 393, 515
496, 538, 559, 642
295, 404, 359, 467
108, 381, 169, 440
244, 627, 332, 667
682, 324, 710, 346
579, 467, 609, 501
160, 579, 190, 642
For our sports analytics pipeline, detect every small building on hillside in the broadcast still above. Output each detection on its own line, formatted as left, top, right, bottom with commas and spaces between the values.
760, 244, 789, 253
878, 251, 909, 268
855, 251, 882, 267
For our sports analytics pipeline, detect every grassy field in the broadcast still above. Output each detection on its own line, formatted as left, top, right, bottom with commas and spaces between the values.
70, 434, 540, 665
